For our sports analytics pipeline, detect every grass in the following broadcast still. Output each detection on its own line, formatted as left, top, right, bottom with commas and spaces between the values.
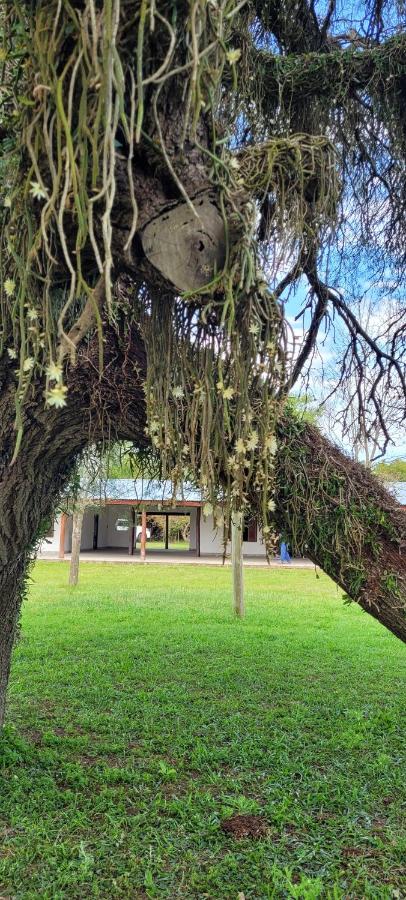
0, 562, 405, 899
142, 540, 190, 551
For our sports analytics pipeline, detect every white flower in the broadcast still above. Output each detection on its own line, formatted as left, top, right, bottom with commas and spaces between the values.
235, 438, 246, 454
268, 499, 276, 512
27, 308, 38, 321
265, 435, 277, 454
249, 322, 260, 335
4, 279, 15, 297
46, 361, 63, 382
226, 48, 241, 65
172, 385, 184, 399
29, 181, 48, 201
46, 384, 68, 408
246, 430, 259, 451
23, 357, 34, 372
223, 386, 235, 400
7, 348, 17, 359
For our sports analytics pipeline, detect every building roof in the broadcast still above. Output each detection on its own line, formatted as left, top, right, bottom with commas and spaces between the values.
84, 478, 202, 505
386, 481, 406, 505
81, 478, 406, 507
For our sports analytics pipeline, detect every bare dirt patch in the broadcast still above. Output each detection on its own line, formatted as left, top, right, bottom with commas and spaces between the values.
221, 814, 269, 840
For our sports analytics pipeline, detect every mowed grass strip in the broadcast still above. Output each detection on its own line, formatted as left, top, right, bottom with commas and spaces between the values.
0, 562, 405, 899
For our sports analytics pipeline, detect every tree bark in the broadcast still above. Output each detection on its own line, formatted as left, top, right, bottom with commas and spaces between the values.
0, 416, 84, 726
275, 419, 406, 642
0, 557, 28, 727
69, 511, 84, 586
0, 326, 147, 727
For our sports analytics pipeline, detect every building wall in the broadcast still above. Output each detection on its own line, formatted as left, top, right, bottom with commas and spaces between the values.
38, 514, 62, 554
97, 509, 109, 548
242, 530, 266, 557
189, 508, 197, 551
80, 509, 96, 550
38, 508, 111, 554
39, 505, 267, 558
243, 539, 265, 556
106, 505, 131, 548
200, 513, 266, 557
89, 505, 196, 550
200, 514, 225, 555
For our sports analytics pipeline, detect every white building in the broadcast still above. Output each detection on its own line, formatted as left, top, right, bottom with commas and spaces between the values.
40, 479, 268, 560
41, 479, 406, 562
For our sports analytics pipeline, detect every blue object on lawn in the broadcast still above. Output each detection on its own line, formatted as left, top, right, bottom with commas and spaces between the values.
280, 541, 291, 563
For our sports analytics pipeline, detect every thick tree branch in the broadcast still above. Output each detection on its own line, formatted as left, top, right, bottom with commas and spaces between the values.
250, 35, 406, 113
275, 418, 406, 642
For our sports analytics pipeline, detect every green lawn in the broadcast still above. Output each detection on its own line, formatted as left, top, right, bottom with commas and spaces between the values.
1, 563, 405, 899
144, 540, 190, 551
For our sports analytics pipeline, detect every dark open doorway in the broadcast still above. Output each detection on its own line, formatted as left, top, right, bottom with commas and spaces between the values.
93, 514, 99, 550
146, 512, 192, 552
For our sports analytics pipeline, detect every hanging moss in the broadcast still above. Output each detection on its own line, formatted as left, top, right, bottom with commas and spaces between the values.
0, 0, 339, 540
244, 34, 406, 113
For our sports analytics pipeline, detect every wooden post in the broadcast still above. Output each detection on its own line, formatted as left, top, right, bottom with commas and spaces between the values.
59, 513, 67, 559
165, 513, 169, 550
196, 507, 201, 558
140, 507, 147, 561
129, 507, 135, 555
231, 510, 244, 617
69, 509, 84, 586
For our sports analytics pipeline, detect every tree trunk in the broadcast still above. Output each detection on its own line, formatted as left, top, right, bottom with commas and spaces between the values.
0, 327, 147, 727
232, 511, 245, 617
0, 558, 28, 727
69, 511, 84, 586
275, 418, 406, 642
0, 426, 84, 726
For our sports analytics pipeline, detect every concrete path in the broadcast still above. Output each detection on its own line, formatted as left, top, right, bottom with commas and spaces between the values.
39, 548, 313, 568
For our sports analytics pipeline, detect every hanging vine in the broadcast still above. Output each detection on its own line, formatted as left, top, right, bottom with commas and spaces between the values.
0, 0, 339, 546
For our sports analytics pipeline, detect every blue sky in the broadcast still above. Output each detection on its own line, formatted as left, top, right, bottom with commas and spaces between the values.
269, 1, 406, 462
